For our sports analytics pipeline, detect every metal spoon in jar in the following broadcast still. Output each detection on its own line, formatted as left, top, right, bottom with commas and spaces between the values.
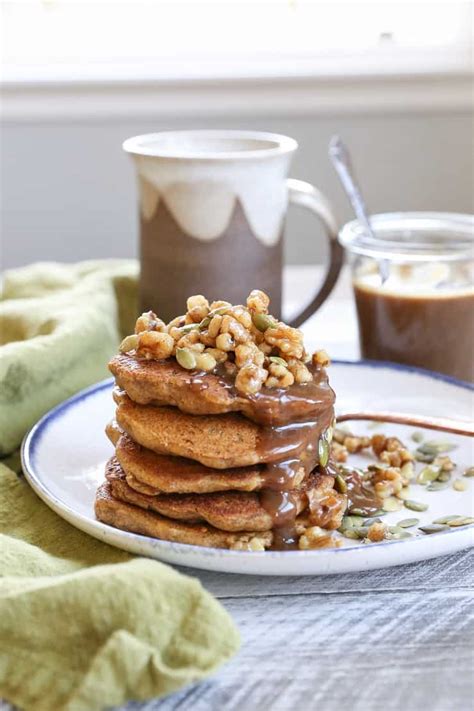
329, 135, 390, 282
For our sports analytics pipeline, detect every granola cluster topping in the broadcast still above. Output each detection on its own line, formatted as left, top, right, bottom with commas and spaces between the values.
119, 291, 328, 395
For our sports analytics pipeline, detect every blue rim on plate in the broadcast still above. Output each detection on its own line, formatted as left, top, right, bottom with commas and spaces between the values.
21, 359, 474, 557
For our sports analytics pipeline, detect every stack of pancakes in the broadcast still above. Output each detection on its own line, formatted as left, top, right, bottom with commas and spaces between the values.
95, 354, 347, 550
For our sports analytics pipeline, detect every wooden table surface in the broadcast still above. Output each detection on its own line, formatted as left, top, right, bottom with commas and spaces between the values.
123, 548, 474, 711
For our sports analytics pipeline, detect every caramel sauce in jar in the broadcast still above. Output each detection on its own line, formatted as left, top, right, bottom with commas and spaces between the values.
354, 275, 474, 382
339, 213, 474, 383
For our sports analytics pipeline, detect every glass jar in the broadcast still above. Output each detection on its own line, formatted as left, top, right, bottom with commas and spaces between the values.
338, 212, 474, 382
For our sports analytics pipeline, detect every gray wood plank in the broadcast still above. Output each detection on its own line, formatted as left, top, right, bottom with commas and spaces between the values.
123, 586, 473, 711
119, 550, 474, 711
176, 548, 474, 599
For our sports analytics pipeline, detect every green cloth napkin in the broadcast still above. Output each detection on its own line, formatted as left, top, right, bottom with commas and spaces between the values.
0, 465, 239, 711
0, 260, 139, 456
0, 261, 240, 710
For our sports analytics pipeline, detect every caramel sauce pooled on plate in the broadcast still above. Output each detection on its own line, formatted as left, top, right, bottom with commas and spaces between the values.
343, 469, 382, 516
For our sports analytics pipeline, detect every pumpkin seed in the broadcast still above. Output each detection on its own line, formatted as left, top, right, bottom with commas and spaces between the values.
343, 515, 365, 528
363, 517, 383, 526
349, 507, 371, 516
415, 442, 456, 464
397, 518, 420, 528
390, 531, 413, 540
382, 497, 403, 512
463, 467, 474, 478
341, 529, 360, 540
318, 437, 329, 468
427, 481, 449, 492
411, 431, 424, 443
388, 525, 404, 535
417, 466, 440, 485
119, 334, 139, 353
173, 323, 201, 339
416, 443, 440, 455
352, 526, 369, 538
326, 424, 334, 445
419, 524, 449, 534
175, 347, 197, 370
437, 471, 452, 483
453, 479, 468, 492
198, 316, 212, 329
269, 356, 288, 367
414, 451, 436, 464
335, 474, 348, 494
424, 440, 457, 453
404, 499, 428, 512
433, 515, 464, 524
446, 517, 474, 527
208, 305, 230, 317
372, 509, 388, 517
252, 313, 275, 332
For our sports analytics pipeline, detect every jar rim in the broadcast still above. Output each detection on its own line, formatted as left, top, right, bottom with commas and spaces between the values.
338, 212, 474, 262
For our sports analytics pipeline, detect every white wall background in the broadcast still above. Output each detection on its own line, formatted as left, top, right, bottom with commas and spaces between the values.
2, 108, 473, 269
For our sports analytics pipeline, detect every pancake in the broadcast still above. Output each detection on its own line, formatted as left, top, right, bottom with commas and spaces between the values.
110, 353, 254, 417
95, 481, 273, 550
112, 428, 270, 494
115, 397, 262, 469
124, 473, 160, 496
109, 353, 335, 426
105, 456, 311, 532
115, 393, 333, 472
122, 465, 346, 530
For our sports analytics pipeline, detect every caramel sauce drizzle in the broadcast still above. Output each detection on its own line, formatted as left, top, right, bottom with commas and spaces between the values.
221, 364, 336, 550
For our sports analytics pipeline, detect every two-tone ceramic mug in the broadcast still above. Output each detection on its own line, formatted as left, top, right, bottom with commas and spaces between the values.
123, 130, 343, 325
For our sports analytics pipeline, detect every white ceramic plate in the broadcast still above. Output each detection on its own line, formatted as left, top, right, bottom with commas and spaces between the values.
22, 361, 474, 576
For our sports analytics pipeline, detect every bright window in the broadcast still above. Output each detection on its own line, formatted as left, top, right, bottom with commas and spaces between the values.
2, 0, 472, 82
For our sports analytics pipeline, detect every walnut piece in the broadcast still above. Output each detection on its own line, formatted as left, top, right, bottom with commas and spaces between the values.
371, 434, 413, 468
246, 289, 270, 314
366, 522, 387, 542
298, 526, 342, 549
235, 364, 268, 395
229, 535, 267, 551
135, 310, 166, 334
136, 331, 174, 360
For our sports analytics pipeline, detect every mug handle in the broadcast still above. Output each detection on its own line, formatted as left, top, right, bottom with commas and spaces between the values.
286, 178, 344, 328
